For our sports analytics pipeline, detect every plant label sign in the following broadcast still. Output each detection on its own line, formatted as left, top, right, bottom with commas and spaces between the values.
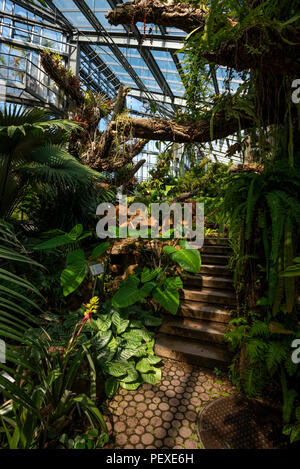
89, 263, 104, 276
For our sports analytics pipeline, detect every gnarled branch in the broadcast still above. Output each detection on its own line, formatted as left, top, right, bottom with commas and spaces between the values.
106, 0, 207, 33
110, 113, 254, 144
107, 1, 300, 75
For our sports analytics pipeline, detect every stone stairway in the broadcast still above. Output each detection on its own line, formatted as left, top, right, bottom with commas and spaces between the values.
155, 238, 235, 370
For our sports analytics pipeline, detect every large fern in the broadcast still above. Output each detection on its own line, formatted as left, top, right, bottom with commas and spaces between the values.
0, 105, 106, 222
223, 163, 300, 314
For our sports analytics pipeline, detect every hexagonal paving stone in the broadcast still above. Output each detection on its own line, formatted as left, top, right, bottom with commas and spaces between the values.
141, 433, 155, 445
105, 358, 235, 450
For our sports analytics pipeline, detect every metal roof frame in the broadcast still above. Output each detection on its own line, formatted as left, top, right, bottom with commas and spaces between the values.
0, 0, 223, 115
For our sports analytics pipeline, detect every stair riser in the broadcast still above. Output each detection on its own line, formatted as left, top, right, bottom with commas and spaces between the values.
183, 277, 234, 290
179, 304, 231, 323
200, 265, 232, 276
181, 291, 235, 306
203, 238, 229, 246
154, 343, 230, 370
201, 246, 231, 255
201, 255, 229, 265
160, 323, 225, 345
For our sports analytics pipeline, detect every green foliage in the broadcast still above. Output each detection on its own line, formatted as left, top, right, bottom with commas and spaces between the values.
47, 301, 163, 398
226, 314, 300, 442
223, 162, 300, 314
0, 220, 42, 349
165, 247, 201, 274
111, 246, 200, 315
0, 336, 107, 449
58, 429, 109, 449
34, 225, 110, 296
0, 222, 106, 449
280, 256, 300, 277
94, 304, 162, 395
0, 105, 105, 226
175, 159, 231, 197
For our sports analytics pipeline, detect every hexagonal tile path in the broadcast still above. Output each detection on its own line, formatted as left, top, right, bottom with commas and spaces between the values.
103, 359, 235, 449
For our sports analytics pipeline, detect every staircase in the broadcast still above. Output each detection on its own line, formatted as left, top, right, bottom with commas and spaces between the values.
155, 238, 235, 370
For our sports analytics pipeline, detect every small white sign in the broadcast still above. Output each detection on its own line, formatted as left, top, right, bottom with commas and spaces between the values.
89, 263, 104, 276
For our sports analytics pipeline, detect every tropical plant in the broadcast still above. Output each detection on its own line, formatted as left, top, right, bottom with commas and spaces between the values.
58, 429, 109, 449
226, 316, 300, 443
0, 223, 107, 448
280, 256, 300, 278
46, 299, 163, 399
222, 161, 300, 314
111, 245, 201, 315
0, 300, 107, 448
34, 224, 110, 297
0, 105, 105, 225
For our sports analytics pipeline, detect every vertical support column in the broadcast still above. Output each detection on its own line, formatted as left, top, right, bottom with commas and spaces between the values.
62, 34, 81, 113
69, 34, 81, 77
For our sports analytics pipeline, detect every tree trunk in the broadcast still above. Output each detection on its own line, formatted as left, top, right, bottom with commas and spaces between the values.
106, 0, 208, 33
109, 113, 254, 144
107, 1, 300, 75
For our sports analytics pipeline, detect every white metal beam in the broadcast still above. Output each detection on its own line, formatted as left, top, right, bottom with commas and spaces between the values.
76, 34, 184, 52
129, 88, 186, 107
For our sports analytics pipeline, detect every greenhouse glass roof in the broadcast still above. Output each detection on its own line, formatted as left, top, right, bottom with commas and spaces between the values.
0, 0, 243, 178
0, 0, 208, 115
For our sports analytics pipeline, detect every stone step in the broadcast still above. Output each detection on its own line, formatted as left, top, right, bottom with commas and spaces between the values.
183, 274, 234, 290
200, 263, 232, 276
201, 254, 229, 265
181, 288, 236, 306
155, 333, 231, 369
179, 302, 232, 323
160, 316, 227, 344
203, 237, 230, 246
200, 245, 231, 255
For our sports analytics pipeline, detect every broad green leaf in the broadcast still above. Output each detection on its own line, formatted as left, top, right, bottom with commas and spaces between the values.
111, 311, 129, 335
119, 380, 141, 391
171, 249, 201, 273
103, 361, 128, 378
91, 242, 110, 260
69, 224, 83, 240
112, 276, 155, 308
162, 246, 178, 256
141, 367, 162, 385
165, 276, 183, 290
121, 363, 139, 383
136, 357, 162, 373
117, 318, 130, 335
121, 328, 153, 342
147, 355, 162, 365
34, 234, 74, 251
94, 330, 112, 350
61, 249, 88, 296
116, 341, 142, 360
93, 315, 112, 332
104, 377, 119, 398
141, 267, 162, 283
153, 285, 180, 315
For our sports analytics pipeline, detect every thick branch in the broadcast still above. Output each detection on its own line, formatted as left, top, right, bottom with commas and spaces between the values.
106, 0, 207, 33
202, 25, 300, 74
40, 51, 84, 107
110, 114, 253, 144
107, 1, 300, 75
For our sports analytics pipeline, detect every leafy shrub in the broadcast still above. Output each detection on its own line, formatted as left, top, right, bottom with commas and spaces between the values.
34, 224, 110, 296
